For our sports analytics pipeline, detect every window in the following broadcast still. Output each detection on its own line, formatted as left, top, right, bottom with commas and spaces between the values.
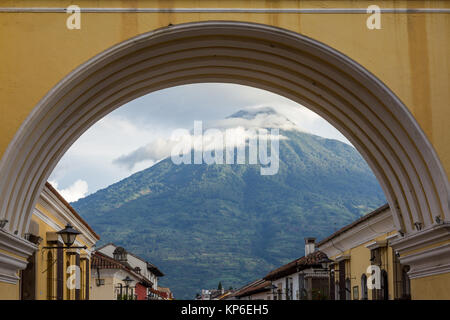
277, 288, 282, 300
335, 281, 340, 300
352, 286, 359, 300
345, 278, 351, 300
289, 280, 293, 300
285, 278, 290, 300
298, 274, 307, 300
80, 263, 84, 300
116, 283, 123, 300
66, 258, 71, 300
380, 270, 388, 300
284, 277, 293, 300
338, 261, 346, 300
370, 248, 382, 266
47, 251, 54, 300
401, 266, 411, 299
393, 248, 411, 300
329, 266, 335, 300
361, 274, 368, 300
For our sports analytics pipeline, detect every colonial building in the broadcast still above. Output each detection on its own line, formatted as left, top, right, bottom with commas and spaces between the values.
91, 243, 165, 300
91, 251, 150, 300
16, 182, 99, 300
263, 238, 329, 300
155, 286, 174, 300
318, 204, 411, 300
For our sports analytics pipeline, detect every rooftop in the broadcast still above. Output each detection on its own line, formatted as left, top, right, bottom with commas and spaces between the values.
264, 250, 327, 281
317, 203, 389, 246
45, 181, 100, 240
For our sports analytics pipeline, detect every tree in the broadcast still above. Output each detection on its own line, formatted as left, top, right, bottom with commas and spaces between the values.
218, 282, 223, 291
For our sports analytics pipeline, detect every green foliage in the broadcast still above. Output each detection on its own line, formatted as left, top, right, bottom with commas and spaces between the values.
72, 130, 385, 299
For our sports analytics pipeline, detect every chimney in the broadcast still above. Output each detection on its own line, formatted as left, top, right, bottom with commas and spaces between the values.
304, 237, 316, 256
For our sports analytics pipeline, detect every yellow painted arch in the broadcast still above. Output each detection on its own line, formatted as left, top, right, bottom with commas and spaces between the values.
0, 21, 448, 240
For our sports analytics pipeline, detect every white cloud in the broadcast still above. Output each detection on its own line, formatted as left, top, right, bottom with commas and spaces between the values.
49, 179, 89, 202
49, 83, 352, 197
113, 106, 292, 170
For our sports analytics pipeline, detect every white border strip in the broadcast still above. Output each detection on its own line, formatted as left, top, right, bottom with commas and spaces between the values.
0, 7, 449, 14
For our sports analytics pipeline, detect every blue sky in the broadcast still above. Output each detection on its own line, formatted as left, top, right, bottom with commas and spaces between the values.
49, 83, 350, 202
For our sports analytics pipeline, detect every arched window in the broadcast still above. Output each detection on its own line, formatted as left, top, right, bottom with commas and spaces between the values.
46, 251, 54, 300
401, 266, 411, 299
66, 258, 71, 300
345, 278, 351, 300
361, 274, 368, 300
380, 270, 388, 300
80, 262, 84, 300
335, 281, 339, 300
116, 283, 123, 300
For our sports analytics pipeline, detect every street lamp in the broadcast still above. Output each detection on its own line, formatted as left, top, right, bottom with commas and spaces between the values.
318, 257, 334, 270
122, 276, 134, 300
57, 223, 81, 247
122, 276, 133, 287
43, 223, 87, 250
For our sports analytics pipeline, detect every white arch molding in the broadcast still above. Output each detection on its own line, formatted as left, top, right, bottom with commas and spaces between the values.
0, 21, 449, 279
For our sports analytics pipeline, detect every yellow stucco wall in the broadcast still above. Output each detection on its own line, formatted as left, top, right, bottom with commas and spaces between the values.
0, 0, 449, 180
411, 273, 450, 300
1, 0, 449, 300
32, 203, 93, 300
331, 232, 403, 300
0, 281, 20, 300
0, 197, 95, 300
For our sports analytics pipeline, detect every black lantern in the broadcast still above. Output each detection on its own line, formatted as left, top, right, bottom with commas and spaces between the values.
318, 256, 334, 270
57, 223, 81, 247
122, 276, 133, 287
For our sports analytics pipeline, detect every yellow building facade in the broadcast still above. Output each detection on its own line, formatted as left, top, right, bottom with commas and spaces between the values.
0, 1, 449, 299
318, 204, 446, 300
0, 182, 99, 300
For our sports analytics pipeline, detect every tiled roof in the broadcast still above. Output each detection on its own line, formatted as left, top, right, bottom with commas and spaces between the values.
95, 242, 164, 277
146, 261, 164, 277
264, 250, 327, 281
91, 251, 126, 270
91, 252, 153, 287
217, 291, 233, 300
149, 287, 171, 299
45, 182, 100, 240
317, 203, 389, 246
233, 279, 272, 298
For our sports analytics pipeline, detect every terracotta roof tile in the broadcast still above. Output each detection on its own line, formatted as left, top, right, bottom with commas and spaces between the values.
233, 279, 272, 298
263, 251, 327, 281
91, 252, 153, 287
95, 242, 164, 276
